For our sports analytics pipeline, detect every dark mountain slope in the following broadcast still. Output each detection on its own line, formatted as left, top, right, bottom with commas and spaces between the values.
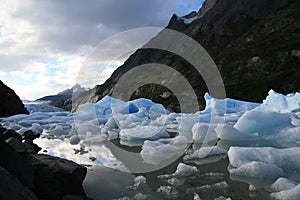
55, 0, 300, 112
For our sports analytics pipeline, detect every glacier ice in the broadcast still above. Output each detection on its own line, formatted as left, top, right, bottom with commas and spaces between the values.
119, 125, 169, 143
140, 141, 178, 165
255, 89, 300, 113
270, 184, 300, 200
228, 147, 300, 172
200, 93, 260, 115
234, 110, 292, 135
229, 161, 284, 179
183, 146, 227, 161
158, 163, 198, 179
270, 177, 299, 192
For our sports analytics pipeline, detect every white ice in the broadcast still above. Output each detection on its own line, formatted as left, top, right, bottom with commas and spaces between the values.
228, 147, 300, 171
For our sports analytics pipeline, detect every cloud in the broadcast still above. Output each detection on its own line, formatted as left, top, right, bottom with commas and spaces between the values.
0, 0, 203, 100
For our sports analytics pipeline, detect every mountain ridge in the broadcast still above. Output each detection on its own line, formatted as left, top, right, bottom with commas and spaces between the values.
52, 0, 300, 112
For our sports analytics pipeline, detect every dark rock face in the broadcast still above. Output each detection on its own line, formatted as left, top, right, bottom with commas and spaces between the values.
0, 126, 88, 200
55, 0, 300, 113
0, 80, 29, 117
0, 139, 35, 187
28, 154, 87, 200
0, 166, 38, 200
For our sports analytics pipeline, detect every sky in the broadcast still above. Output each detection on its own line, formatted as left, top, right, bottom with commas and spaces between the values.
0, 0, 204, 100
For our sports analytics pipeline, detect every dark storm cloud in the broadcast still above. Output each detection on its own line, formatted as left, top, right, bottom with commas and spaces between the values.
13, 0, 202, 52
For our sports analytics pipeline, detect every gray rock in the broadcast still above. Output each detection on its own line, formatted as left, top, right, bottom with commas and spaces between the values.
27, 154, 87, 200
0, 139, 35, 187
0, 80, 29, 117
0, 166, 38, 200
5, 137, 26, 153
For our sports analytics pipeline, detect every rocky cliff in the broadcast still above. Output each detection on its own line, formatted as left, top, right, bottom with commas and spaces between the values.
0, 80, 29, 117
55, 0, 300, 113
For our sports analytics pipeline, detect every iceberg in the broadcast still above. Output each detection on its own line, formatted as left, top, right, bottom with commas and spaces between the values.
228, 147, 300, 172
270, 178, 299, 192
119, 125, 169, 142
183, 146, 227, 160
158, 163, 198, 179
229, 161, 284, 179
255, 90, 300, 113
140, 141, 178, 165
215, 124, 258, 141
234, 110, 292, 135
192, 123, 218, 143
200, 93, 260, 115
270, 184, 300, 200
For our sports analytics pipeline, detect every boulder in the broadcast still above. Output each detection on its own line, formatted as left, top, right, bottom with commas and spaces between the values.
0, 80, 29, 117
0, 139, 34, 187
27, 154, 87, 200
0, 166, 38, 200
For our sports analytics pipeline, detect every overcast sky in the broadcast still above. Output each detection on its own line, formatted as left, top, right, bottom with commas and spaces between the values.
0, 0, 204, 100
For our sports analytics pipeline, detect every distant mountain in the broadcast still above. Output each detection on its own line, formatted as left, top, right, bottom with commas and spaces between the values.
54, 0, 300, 112
37, 84, 87, 101
0, 80, 29, 117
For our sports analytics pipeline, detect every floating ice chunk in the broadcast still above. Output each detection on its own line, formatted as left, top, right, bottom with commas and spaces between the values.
229, 161, 283, 179
169, 135, 190, 150
187, 181, 230, 194
31, 123, 43, 134
184, 146, 227, 161
192, 123, 218, 143
184, 146, 227, 165
270, 178, 298, 192
69, 134, 80, 145
215, 124, 258, 141
158, 163, 198, 179
120, 125, 169, 142
200, 93, 260, 115
132, 193, 147, 200
174, 163, 198, 177
270, 184, 300, 200
141, 141, 178, 165
129, 176, 147, 190
113, 196, 131, 200
228, 147, 300, 171
234, 110, 291, 135
255, 90, 300, 113
49, 125, 68, 136
166, 177, 185, 186
177, 114, 211, 140
214, 196, 231, 200
248, 184, 257, 192
75, 122, 101, 136
194, 192, 201, 200
82, 135, 106, 144
157, 186, 179, 199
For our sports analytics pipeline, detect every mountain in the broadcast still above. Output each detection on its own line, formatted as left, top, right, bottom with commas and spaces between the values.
37, 84, 87, 101
54, 0, 300, 113
0, 80, 29, 117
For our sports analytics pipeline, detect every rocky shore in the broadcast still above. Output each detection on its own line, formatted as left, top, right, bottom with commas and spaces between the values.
0, 125, 90, 200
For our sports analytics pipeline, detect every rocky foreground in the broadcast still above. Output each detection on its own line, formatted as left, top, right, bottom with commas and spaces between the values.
0, 80, 29, 117
0, 125, 90, 200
